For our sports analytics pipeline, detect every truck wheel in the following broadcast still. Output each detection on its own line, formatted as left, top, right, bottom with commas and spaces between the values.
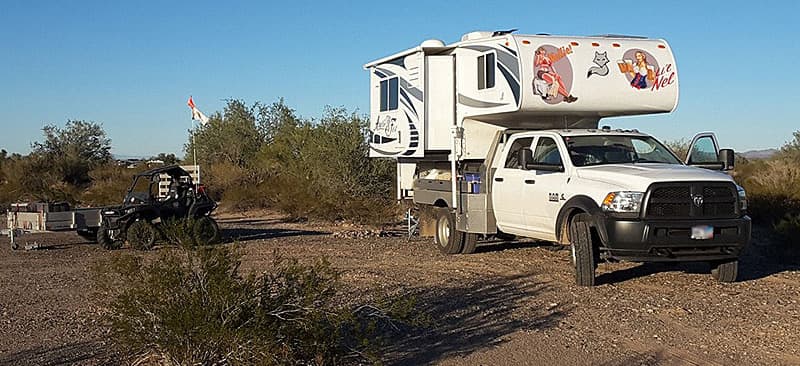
569, 213, 597, 287
127, 221, 157, 251
710, 259, 738, 283
460, 233, 479, 254
434, 208, 464, 254
193, 217, 220, 245
97, 226, 122, 250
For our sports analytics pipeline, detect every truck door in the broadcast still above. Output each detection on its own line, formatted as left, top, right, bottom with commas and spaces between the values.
522, 136, 568, 241
492, 136, 534, 232
685, 132, 720, 165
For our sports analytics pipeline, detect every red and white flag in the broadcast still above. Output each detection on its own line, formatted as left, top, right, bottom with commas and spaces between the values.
187, 96, 209, 124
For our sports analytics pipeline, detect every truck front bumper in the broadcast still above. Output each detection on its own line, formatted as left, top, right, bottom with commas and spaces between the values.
596, 215, 751, 262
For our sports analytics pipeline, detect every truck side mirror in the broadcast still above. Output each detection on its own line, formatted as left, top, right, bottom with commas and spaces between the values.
519, 148, 533, 170
719, 149, 735, 171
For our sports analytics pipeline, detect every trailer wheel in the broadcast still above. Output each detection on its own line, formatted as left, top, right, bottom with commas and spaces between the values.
77, 229, 98, 243
97, 226, 122, 250
569, 213, 597, 287
193, 217, 220, 245
710, 259, 738, 283
127, 220, 157, 251
434, 208, 465, 254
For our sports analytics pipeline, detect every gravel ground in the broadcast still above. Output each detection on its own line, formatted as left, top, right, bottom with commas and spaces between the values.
0, 212, 798, 365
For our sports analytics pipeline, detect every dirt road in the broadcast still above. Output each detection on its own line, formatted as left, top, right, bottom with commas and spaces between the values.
0, 212, 798, 365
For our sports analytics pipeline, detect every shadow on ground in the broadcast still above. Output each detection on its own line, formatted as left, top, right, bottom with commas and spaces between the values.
593, 225, 800, 285
222, 227, 329, 243
384, 273, 570, 365
476, 238, 566, 254
0, 340, 120, 366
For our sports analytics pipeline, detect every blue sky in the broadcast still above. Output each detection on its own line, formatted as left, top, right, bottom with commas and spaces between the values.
1, 0, 797, 157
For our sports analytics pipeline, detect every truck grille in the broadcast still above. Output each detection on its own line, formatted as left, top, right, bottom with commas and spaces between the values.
645, 182, 737, 219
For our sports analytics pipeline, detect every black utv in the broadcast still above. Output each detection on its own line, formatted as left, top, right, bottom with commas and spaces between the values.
97, 165, 219, 250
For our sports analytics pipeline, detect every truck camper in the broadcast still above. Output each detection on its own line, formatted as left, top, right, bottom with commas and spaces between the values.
364, 30, 750, 286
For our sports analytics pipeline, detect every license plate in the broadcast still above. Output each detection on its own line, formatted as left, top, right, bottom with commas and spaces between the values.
691, 225, 714, 240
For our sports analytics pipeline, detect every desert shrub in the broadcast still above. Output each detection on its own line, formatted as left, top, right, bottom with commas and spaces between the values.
94, 245, 414, 365
663, 138, 690, 161
260, 106, 396, 224
775, 214, 800, 244
80, 164, 146, 206
189, 100, 397, 224
0, 154, 81, 204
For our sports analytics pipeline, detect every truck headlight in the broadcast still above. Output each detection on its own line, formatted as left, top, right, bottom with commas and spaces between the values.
602, 191, 644, 213
737, 185, 747, 212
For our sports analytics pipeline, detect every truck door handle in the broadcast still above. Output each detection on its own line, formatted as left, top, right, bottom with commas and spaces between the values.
524, 179, 536, 184
494, 177, 504, 182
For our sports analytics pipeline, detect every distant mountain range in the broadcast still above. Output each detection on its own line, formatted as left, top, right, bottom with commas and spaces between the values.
741, 149, 779, 160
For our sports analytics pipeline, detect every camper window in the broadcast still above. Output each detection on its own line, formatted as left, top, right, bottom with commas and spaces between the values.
380, 77, 399, 112
478, 52, 496, 90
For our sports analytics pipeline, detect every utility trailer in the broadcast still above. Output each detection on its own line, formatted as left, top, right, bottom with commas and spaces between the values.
4, 203, 103, 250
364, 30, 751, 286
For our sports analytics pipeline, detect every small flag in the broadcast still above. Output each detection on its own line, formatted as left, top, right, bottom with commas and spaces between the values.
187, 96, 209, 124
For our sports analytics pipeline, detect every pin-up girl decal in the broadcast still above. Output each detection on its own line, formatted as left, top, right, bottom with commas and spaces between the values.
534, 46, 578, 103
618, 50, 657, 90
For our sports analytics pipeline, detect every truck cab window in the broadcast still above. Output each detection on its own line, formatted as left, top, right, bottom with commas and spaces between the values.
504, 137, 533, 169
533, 137, 562, 165
477, 52, 495, 90
379, 77, 398, 112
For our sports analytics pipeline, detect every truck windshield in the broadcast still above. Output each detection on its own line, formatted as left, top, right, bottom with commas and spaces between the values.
564, 135, 681, 167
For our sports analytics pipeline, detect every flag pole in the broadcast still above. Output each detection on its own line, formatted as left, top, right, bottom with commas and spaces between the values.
191, 118, 200, 186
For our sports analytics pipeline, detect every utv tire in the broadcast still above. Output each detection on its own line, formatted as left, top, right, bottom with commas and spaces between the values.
710, 259, 738, 283
127, 220, 158, 251
569, 213, 597, 287
97, 225, 122, 250
434, 208, 465, 254
193, 216, 221, 245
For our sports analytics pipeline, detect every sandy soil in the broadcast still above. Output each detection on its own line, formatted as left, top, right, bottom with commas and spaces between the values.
0, 212, 798, 365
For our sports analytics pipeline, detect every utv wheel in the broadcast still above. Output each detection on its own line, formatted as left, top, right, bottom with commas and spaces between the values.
434, 208, 465, 254
193, 216, 220, 245
127, 220, 158, 251
710, 259, 738, 283
569, 213, 597, 287
97, 225, 122, 250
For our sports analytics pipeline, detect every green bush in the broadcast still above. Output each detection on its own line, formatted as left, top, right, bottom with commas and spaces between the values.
94, 245, 415, 365
186, 100, 397, 224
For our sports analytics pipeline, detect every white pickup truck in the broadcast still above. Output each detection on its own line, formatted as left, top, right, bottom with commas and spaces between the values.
364, 31, 750, 286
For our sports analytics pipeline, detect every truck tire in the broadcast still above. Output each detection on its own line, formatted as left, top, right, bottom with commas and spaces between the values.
460, 233, 479, 254
569, 213, 597, 287
97, 226, 122, 250
434, 208, 464, 254
710, 259, 738, 283
127, 220, 157, 251
193, 216, 221, 245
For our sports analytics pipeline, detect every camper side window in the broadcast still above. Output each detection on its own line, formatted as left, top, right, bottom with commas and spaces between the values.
380, 77, 399, 112
477, 52, 496, 90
